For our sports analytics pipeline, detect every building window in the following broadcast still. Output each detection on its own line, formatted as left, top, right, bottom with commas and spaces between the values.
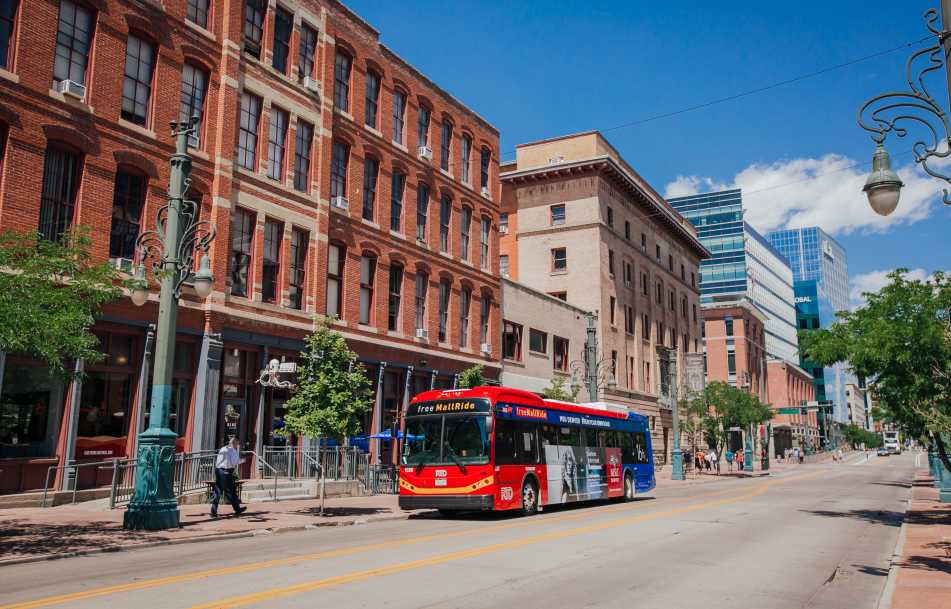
186, 0, 208, 28
440, 119, 452, 172
551, 247, 566, 272
333, 50, 351, 112
727, 352, 736, 375
266, 106, 288, 180
668, 254, 673, 272
641, 233, 646, 252
330, 140, 349, 199
656, 281, 662, 304
262, 218, 283, 303
229, 208, 254, 297
553, 336, 569, 371
390, 170, 405, 232
179, 63, 208, 148
54, 0, 94, 86
361, 157, 378, 221
480, 217, 490, 270
298, 23, 318, 79
438, 279, 450, 342
417, 106, 430, 148
624, 262, 632, 286
416, 183, 429, 241
529, 328, 547, 354
288, 228, 308, 310
608, 250, 615, 276
271, 7, 292, 74
293, 121, 313, 192
108, 170, 147, 261
643, 314, 650, 340
439, 194, 451, 253
121, 35, 155, 125
503, 321, 522, 361
359, 254, 376, 325
480, 297, 491, 345
460, 135, 471, 184
625, 221, 630, 240
459, 287, 471, 347
326, 243, 345, 317
392, 89, 406, 144
242, 0, 265, 58
669, 289, 675, 311
460, 207, 471, 261
692, 304, 697, 322
611, 350, 618, 379
38, 145, 81, 242
680, 264, 685, 281
415, 273, 428, 332
655, 244, 661, 262
387, 264, 402, 331
642, 273, 648, 296
682, 297, 687, 318
609, 296, 616, 325
500, 254, 509, 278
606, 206, 613, 227
550, 204, 565, 225
500, 212, 508, 232
237, 92, 261, 170
480, 147, 491, 191
364, 70, 380, 128
625, 306, 633, 334
691, 272, 695, 287
725, 318, 734, 336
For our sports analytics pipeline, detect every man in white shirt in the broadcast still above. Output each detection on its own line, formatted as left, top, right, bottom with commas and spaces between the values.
211, 437, 247, 518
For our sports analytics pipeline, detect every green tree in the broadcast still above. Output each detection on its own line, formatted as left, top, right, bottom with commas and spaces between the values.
0, 228, 126, 377
282, 317, 373, 441
842, 424, 883, 449
686, 381, 773, 462
457, 364, 486, 389
540, 375, 580, 402
800, 269, 951, 465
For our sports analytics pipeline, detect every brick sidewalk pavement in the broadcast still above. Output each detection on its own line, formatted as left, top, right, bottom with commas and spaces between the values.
888, 469, 951, 609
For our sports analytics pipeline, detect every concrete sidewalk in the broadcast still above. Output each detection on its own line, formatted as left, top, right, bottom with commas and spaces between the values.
887, 469, 951, 609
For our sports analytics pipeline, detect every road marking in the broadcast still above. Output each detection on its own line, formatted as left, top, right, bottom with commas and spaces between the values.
1, 485, 739, 609
182, 472, 823, 609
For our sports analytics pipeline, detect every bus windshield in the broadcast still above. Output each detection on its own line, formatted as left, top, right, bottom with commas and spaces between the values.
403, 414, 490, 466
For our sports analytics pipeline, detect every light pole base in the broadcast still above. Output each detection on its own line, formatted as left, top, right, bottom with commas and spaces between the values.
670, 449, 684, 481
123, 426, 180, 531
743, 447, 754, 472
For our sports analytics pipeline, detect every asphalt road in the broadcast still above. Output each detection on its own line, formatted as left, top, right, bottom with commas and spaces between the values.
1, 453, 916, 609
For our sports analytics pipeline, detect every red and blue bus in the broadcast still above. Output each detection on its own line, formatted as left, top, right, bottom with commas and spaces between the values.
398, 386, 655, 515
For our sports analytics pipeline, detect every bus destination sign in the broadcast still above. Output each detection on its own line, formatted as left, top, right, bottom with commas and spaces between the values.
406, 399, 491, 417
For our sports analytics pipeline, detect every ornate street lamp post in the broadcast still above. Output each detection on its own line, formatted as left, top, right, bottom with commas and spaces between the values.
569, 312, 617, 402
123, 117, 216, 530
857, 2, 951, 214
656, 346, 684, 481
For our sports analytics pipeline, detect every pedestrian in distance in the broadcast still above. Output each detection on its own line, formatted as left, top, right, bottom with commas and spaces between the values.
695, 450, 702, 473
709, 450, 719, 474
704, 452, 712, 472
725, 450, 734, 472
798, 448, 804, 465
211, 436, 247, 518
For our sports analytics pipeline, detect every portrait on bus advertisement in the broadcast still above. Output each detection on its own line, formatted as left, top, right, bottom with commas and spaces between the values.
543, 445, 621, 504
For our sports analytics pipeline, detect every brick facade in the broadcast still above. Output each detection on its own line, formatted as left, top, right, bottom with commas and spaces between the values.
765, 359, 819, 454
0, 0, 500, 490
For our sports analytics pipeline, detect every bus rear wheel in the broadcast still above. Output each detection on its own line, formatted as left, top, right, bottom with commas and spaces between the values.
624, 473, 634, 501
521, 479, 538, 516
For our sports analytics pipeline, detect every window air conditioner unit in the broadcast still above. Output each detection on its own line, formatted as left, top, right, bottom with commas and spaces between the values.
417, 146, 433, 160
480, 186, 490, 198
498, 225, 508, 235
110, 257, 134, 273
331, 196, 349, 210
415, 328, 428, 340
480, 343, 491, 354
56, 79, 86, 102
302, 76, 320, 93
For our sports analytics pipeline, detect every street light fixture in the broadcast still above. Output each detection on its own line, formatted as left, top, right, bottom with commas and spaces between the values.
857, 3, 951, 215
123, 116, 216, 530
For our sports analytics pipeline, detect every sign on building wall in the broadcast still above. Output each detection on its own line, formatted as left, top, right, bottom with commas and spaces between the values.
683, 353, 705, 397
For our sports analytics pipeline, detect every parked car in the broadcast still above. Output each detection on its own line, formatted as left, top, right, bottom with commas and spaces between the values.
877, 447, 890, 456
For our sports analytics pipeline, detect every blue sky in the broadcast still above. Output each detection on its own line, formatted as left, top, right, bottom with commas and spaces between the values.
346, 0, 950, 297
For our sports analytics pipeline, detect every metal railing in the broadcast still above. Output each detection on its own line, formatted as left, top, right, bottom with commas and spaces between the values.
362, 464, 399, 494
242, 451, 279, 501
260, 446, 369, 481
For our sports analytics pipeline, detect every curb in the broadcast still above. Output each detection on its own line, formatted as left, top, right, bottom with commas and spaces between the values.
0, 512, 419, 568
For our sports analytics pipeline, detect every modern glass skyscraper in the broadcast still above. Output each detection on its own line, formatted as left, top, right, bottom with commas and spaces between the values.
669, 189, 799, 364
767, 227, 855, 424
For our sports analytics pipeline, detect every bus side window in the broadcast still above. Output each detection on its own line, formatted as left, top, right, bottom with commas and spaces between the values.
495, 419, 518, 465
621, 432, 636, 463
632, 432, 649, 464
539, 425, 557, 446
559, 426, 580, 446
583, 428, 599, 449
517, 422, 539, 464
606, 430, 619, 448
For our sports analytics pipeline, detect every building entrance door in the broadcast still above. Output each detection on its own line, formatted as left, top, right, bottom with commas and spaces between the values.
221, 398, 248, 447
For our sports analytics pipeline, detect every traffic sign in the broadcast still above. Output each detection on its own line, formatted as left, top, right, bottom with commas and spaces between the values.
778, 407, 801, 415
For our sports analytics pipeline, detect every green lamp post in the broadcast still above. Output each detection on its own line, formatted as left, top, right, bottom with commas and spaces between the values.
123, 117, 216, 530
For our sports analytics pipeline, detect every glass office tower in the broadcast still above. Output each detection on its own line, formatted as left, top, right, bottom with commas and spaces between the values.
669, 189, 799, 364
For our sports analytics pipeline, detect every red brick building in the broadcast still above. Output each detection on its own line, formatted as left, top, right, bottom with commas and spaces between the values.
0, 0, 500, 492
765, 359, 818, 455
701, 300, 767, 399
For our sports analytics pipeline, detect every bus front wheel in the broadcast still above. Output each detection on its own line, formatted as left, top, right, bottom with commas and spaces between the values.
521, 479, 538, 516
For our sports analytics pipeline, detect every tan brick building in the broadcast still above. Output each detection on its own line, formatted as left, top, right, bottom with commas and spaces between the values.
766, 359, 818, 455
0, 0, 500, 491
499, 131, 707, 465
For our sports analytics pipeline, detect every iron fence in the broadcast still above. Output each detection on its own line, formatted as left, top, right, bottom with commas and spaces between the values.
362, 464, 399, 494
260, 446, 369, 481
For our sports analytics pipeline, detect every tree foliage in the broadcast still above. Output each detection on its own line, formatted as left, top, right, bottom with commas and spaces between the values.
0, 228, 126, 377
685, 381, 773, 459
540, 375, 580, 402
282, 317, 373, 441
842, 424, 882, 449
457, 364, 486, 389
800, 269, 951, 441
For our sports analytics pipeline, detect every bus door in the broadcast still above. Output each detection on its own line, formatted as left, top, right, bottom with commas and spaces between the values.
633, 428, 654, 492
493, 418, 523, 509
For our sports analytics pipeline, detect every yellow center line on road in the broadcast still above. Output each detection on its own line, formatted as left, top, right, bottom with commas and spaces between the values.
182, 471, 824, 609
1, 483, 742, 609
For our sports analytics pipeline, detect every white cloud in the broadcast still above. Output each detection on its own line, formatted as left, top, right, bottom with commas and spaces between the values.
664, 152, 944, 236
849, 268, 931, 308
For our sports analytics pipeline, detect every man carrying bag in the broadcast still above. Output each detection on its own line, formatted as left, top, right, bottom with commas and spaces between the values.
211, 436, 247, 518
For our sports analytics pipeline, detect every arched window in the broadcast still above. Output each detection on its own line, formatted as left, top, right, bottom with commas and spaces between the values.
331, 140, 349, 200
359, 253, 376, 325
392, 89, 406, 144
121, 33, 156, 126
108, 166, 148, 262
326, 243, 345, 317
333, 49, 352, 112
180, 62, 208, 148
54, 0, 95, 87
387, 263, 403, 331
361, 156, 378, 221
38, 143, 83, 241
0, 0, 19, 69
